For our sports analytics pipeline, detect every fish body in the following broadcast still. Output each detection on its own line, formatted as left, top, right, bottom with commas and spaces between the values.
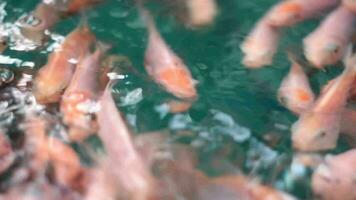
312, 150, 356, 200
303, 6, 356, 68
292, 50, 356, 151
343, 0, 356, 13
143, 8, 197, 100
241, 19, 280, 68
266, 0, 339, 27
97, 82, 156, 199
278, 58, 315, 115
33, 24, 95, 104
61, 43, 108, 141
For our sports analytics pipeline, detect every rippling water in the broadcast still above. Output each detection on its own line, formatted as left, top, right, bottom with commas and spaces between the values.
0, 0, 351, 199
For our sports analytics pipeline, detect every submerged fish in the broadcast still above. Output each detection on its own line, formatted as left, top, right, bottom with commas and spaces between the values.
183, 0, 218, 28
278, 55, 315, 115
241, 19, 280, 68
292, 49, 356, 151
61, 42, 109, 142
33, 23, 95, 104
97, 81, 156, 199
141, 6, 198, 100
266, 0, 339, 27
312, 150, 356, 200
303, 6, 356, 68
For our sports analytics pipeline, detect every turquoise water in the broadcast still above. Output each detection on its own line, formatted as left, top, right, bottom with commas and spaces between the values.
0, 0, 351, 199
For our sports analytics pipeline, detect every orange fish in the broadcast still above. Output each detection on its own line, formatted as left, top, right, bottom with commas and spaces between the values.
292, 48, 356, 151
312, 149, 356, 200
241, 19, 280, 68
303, 6, 356, 68
266, 0, 339, 27
33, 23, 95, 104
62, 0, 104, 16
61, 42, 109, 142
278, 55, 315, 115
97, 81, 156, 199
141, 7, 198, 100
184, 0, 218, 28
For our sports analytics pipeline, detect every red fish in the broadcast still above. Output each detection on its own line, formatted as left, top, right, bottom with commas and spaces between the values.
97, 82, 156, 199
292, 48, 356, 151
141, 7, 198, 100
241, 19, 280, 68
61, 42, 109, 142
278, 55, 315, 115
33, 23, 95, 104
303, 6, 356, 68
266, 0, 339, 27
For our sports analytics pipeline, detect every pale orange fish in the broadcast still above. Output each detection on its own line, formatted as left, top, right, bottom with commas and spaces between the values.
312, 149, 356, 200
292, 49, 356, 151
343, 0, 356, 13
61, 42, 109, 142
198, 175, 296, 200
265, 0, 339, 27
278, 56, 315, 115
61, 0, 104, 16
33, 23, 95, 104
184, 0, 218, 28
97, 81, 156, 199
303, 6, 356, 68
241, 19, 280, 68
19, 3, 61, 44
0, 131, 15, 175
141, 7, 198, 100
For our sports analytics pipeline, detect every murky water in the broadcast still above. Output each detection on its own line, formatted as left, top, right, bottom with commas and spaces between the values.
0, 0, 351, 199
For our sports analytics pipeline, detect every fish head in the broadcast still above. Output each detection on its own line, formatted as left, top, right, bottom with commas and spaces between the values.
241, 38, 275, 68
304, 36, 344, 68
267, 1, 303, 26
291, 113, 340, 151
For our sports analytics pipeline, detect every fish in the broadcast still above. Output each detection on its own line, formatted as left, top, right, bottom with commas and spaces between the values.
278, 54, 315, 115
241, 19, 280, 68
97, 81, 156, 199
343, 0, 356, 13
61, 42, 109, 142
141, 6, 198, 100
33, 22, 95, 104
198, 175, 296, 200
60, 0, 104, 16
0, 36, 8, 53
291, 48, 356, 151
312, 150, 356, 200
303, 6, 356, 68
18, 3, 61, 44
0, 131, 15, 175
265, 0, 339, 27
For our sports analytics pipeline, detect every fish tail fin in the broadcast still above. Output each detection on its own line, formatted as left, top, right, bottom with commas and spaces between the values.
135, 0, 157, 34
96, 41, 112, 54
77, 12, 91, 32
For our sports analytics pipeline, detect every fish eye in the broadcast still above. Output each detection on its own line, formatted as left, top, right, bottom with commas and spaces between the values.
325, 43, 339, 55
315, 131, 327, 139
278, 96, 288, 105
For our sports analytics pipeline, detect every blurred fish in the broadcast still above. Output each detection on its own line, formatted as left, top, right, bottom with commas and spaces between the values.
312, 150, 356, 200
198, 175, 296, 200
18, 3, 61, 45
140, 6, 198, 100
0, 131, 15, 175
303, 6, 356, 68
61, 42, 110, 142
97, 81, 156, 200
278, 54, 315, 115
241, 19, 280, 68
265, 0, 339, 27
292, 48, 356, 151
343, 0, 356, 13
33, 22, 95, 104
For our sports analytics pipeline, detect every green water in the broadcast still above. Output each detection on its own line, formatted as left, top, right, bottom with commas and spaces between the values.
0, 0, 350, 199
